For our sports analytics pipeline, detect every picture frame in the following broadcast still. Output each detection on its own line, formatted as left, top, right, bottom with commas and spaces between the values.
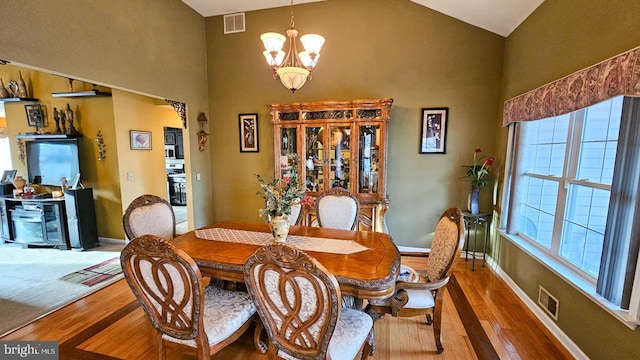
71, 173, 81, 189
419, 107, 448, 154
24, 104, 45, 130
0, 170, 17, 184
239, 113, 259, 152
130, 130, 152, 150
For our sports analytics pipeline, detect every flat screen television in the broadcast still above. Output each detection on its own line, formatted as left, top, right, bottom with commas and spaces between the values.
26, 139, 80, 186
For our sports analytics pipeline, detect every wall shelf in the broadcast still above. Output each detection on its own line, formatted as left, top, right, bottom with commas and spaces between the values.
51, 90, 111, 98
16, 134, 83, 139
0, 97, 38, 103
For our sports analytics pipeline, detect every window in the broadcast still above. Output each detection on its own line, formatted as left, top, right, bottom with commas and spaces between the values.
513, 97, 621, 279
507, 96, 640, 323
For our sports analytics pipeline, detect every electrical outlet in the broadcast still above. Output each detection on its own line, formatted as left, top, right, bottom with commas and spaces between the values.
196, 173, 201, 181
127, 172, 135, 180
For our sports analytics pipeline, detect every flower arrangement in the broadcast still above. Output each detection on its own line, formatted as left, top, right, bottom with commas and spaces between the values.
463, 148, 494, 188
256, 163, 314, 219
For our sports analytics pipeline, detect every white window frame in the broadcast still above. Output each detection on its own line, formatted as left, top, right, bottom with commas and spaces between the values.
501, 98, 640, 329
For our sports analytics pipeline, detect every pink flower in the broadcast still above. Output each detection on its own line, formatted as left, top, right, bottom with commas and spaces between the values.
282, 176, 291, 185
299, 195, 315, 206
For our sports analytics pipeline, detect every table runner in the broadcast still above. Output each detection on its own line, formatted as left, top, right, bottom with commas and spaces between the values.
195, 227, 369, 255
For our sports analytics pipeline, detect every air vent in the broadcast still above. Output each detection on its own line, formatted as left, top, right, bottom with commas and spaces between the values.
224, 13, 245, 34
538, 286, 559, 320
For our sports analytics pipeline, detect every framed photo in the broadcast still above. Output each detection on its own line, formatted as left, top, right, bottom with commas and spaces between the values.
419, 107, 448, 154
71, 173, 81, 189
24, 104, 44, 129
239, 113, 259, 152
0, 170, 17, 184
130, 130, 152, 150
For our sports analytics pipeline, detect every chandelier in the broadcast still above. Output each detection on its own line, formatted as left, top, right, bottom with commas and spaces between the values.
260, 0, 325, 93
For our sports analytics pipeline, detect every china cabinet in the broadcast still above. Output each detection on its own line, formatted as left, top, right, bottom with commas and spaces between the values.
268, 98, 393, 233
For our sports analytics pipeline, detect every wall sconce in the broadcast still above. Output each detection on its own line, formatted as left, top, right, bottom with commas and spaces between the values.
197, 112, 209, 152
96, 130, 106, 161
15, 135, 25, 164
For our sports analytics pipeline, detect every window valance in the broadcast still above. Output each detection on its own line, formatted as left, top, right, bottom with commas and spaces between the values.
503, 46, 640, 126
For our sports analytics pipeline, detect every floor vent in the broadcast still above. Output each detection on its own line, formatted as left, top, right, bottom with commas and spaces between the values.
224, 13, 245, 34
538, 286, 559, 320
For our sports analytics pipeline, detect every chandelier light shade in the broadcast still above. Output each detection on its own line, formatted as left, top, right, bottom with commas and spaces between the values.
261, 1, 325, 92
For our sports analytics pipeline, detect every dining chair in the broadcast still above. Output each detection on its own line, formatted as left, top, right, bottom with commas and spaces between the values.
244, 243, 373, 360
315, 187, 360, 230
123, 194, 176, 241
120, 234, 257, 360
288, 203, 303, 226
366, 207, 465, 354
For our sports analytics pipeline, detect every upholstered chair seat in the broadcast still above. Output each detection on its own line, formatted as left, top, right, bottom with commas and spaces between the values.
288, 203, 303, 226
123, 194, 176, 241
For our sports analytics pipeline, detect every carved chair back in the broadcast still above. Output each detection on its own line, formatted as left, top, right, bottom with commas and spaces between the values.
123, 194, 176, 241
120, 234, 204, 342
244, 243, 341, 359
315, 187, 360, 230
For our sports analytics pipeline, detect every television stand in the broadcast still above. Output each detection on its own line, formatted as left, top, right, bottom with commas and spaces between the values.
0, 188, 99, 250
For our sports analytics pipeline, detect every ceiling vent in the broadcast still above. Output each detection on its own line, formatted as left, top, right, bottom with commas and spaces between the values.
224, 13, 245, 34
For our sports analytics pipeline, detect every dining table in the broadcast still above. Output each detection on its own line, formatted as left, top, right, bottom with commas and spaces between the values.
171, 220, 401, 302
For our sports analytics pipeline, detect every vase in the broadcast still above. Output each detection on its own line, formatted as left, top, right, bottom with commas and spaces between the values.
12, 176, 26, 193
270, 215, 290, 243
17, 71, 28, 98
0, 78, 9, 98
469, 187, 480, 215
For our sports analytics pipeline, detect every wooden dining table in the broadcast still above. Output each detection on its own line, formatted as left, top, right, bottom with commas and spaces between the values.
171, 220, 401, 301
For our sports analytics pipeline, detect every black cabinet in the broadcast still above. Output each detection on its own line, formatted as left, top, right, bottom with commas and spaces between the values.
65, 188, 99, 250
164, 127, 184, 159
0, 188, 99, 250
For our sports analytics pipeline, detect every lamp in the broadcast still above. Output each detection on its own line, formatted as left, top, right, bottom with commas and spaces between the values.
260, 0, 325, 93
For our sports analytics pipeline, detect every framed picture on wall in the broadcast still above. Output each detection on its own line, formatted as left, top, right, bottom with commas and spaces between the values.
239, 113, 259, 152
130, 130, 152, 150
0, 170, 17, 184
419, 107, 448, 154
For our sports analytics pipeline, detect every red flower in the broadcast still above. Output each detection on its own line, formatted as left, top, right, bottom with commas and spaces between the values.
475, 148, 482, 153
282, 176, 291, 185
486, 157, 494, 166
299, 195, 315, 206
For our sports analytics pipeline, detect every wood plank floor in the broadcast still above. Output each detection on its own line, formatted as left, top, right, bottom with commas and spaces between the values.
0, 256, 575, 359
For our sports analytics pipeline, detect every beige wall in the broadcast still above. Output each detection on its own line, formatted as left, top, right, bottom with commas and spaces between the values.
113, 90, 182, 222
0, 0, 211, 231
497, 0, 640, 358
206, 0, 505, 245
0, 66, 182, 239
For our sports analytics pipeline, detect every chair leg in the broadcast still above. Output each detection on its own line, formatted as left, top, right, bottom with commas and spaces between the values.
157, 332, 166, 360
433, 293, 445, 354
425, 313, 433, 325
253, 318, 268, 354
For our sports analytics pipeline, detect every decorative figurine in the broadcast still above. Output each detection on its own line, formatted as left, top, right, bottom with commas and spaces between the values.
65, 104, 80, 136
53, 107, 62, 134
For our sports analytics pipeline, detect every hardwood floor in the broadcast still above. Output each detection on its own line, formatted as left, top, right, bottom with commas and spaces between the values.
1, 256, 574, 359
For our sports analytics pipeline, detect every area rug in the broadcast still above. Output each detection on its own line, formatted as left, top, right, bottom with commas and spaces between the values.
59, 257, 122, 286
0, 243, 125, 336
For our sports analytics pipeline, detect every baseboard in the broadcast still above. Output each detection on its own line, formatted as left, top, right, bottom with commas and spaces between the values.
98, 237, 126, 244
484, 256, 589, 360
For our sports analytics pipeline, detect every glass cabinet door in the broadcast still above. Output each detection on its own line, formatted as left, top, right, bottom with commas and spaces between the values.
358, 125, 381, 194
329, 125, 351, 190
304, 126, 324, 192
279, 127, 297, 179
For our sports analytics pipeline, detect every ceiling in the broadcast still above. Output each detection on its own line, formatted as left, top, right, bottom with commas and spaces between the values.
181, 0, 544, 37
